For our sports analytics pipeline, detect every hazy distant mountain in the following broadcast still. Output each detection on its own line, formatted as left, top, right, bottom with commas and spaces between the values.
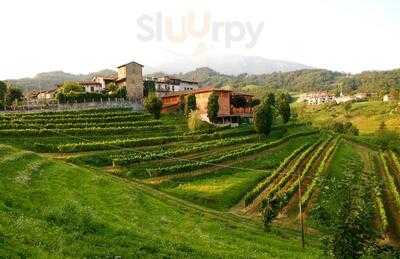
144, 55, 311, 75
7, 69, 116, 92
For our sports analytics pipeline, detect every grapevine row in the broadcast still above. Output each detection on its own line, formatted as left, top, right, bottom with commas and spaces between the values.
112, 136, 259, 166
259, 140, 322, 210
0, 125, 175, 137
0, 120, 161, 130
380, 153, 400, 210
243, 143, 311, 206
300, 137, 340, 207
56, 128, 256, 153
144, 131, 319, 177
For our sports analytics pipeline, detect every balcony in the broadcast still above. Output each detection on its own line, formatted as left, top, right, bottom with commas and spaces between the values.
230, 107, 253, 116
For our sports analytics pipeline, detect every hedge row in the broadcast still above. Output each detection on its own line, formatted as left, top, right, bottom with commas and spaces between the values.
145, 131, 319, 177
0, 125, 175, 137
244, 143, 311, 206
0, 120, 161, 130
112, 135, 259, 166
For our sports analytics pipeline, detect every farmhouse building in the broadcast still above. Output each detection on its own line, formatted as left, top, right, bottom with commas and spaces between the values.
116, 61, 144, 102
92, 76, 117, 90
79, 81, 103, 93
161, 87, 253, 123
154, 76, 198, 95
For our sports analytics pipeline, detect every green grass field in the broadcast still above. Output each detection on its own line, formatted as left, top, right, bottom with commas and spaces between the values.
0, 107, 399, 257
0, 144, 323, 258
295, 101, 400, 134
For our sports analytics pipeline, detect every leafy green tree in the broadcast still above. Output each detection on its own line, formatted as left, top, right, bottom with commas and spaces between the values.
0, 81, 7, 108
266, 92, 275, 106
187, 110, 203, 131
253, 100, 273, 136
5, 86, 23, 107
115, 86, 127, 98
144, 94, 163, 119
143, 80, 156, 97
185, 94, 197, 115
106, 82, 118, 92
250, 99, 261, 107
207, 93, 219, 123
179, 95, 186, 113
276, 93, 291, 123
60, 82, 84, 93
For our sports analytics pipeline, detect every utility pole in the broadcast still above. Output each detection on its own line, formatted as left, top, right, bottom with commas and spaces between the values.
298, 175, 305, 248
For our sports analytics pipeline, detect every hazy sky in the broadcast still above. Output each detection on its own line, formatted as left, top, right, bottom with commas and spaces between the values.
1, 0, 400, 79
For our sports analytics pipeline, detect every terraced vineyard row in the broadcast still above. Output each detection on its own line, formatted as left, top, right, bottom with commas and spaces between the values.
240, 136, 339, 216
143, 131, 319, 177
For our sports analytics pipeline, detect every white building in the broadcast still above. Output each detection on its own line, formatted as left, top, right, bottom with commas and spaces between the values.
300, 92, 335, 105
152, 76, 198, 96
79, 81, 103, 93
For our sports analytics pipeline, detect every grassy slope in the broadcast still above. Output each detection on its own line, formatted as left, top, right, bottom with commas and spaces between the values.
0, 145, 323, 258
158, 135, 317, 210
295, 101, 400, 134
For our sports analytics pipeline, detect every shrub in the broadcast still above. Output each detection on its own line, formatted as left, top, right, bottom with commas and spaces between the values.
253, 101, 273, 136
276, 93, 291, 123
185, 94, 197, 115
328, 121, 358, 136
144, 94, 163, 119
188, 110, 204, 131
207, 93, 219, 123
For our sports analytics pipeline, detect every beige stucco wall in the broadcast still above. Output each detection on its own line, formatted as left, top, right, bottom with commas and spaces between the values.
125, 63, 143, 101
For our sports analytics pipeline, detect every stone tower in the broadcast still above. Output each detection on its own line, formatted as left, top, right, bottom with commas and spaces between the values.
116, 61, 144, 102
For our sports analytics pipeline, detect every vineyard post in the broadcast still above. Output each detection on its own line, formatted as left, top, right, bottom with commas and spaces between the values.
298, 175, 305, 248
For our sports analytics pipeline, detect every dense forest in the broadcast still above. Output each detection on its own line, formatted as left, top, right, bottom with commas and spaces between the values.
167, 67, 400, 94
6, 67, 400, 95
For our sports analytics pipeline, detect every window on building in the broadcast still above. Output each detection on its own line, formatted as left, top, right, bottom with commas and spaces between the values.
90, 86, 94, 92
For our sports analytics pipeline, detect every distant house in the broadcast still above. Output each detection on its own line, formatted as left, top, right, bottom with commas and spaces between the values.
92, 76, 117, 90
383, 94, 391, 102
161, 87, 253, 124
335, 94, 353, 104
300, 92, 335, 105
37, 89, 57, 100
79, 81, 103, 93
154, 76, 198, 96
